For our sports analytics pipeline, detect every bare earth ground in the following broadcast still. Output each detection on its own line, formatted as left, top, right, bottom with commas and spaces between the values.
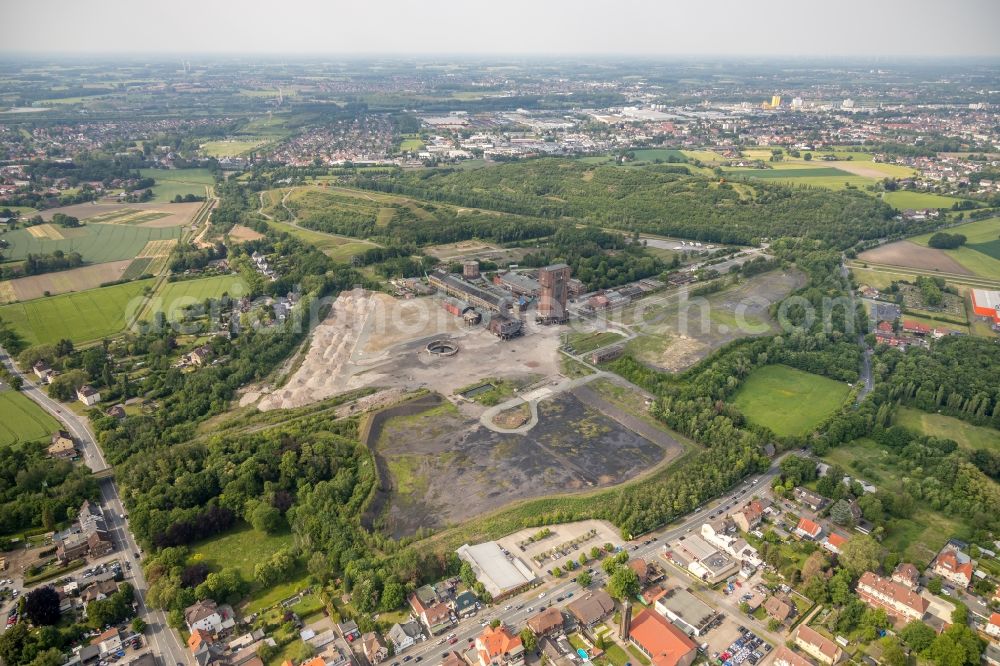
228, 224, 265, 243
858, 241, 972, 275
39, 201, 201, 228
627, 269, 806, 372
253, 289, 562, 410
378, 391, 668, 538
1, 260, 133, 302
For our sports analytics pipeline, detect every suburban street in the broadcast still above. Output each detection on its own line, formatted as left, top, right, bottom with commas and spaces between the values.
385, 460, 788, 665
0, 346, 191, 666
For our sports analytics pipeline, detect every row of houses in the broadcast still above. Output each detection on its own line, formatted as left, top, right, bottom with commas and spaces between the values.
54, 500, 114, 563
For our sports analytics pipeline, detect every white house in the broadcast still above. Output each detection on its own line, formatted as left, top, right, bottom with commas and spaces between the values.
76, 385, 101, 406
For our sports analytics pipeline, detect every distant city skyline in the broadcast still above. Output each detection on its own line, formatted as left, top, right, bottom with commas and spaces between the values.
3, 0, 1000, 58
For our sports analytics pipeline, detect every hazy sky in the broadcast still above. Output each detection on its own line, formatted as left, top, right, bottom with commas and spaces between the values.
3, 0, 999, 58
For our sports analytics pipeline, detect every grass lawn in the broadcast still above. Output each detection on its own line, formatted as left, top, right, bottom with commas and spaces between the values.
565, 331, 625, 354
0, 279, 153, 345
731, 365, 851, 437
0, 223, 182, 263
144, 275, 249, 321
882, 191, 964, 211
895, 406, 1000, 452
200, 139, 269, 157
0, 389, 59, 447
189, 522, 313, 613
262, 219, 376, 262
399, 138, 425, 152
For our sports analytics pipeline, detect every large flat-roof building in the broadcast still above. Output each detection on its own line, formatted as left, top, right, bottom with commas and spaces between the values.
651, 587, 717, 637
429, 270, 506, 313
971, 289, 1000, 325
457, 542, 535, 599
669, 535, 740, 584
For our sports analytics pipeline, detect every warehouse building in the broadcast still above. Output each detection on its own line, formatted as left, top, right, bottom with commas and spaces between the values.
456, 542, 535, 599
971, 289, 1000, 325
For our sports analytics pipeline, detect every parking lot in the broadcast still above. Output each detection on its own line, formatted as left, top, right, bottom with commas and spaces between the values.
709, 621, 773, 666
496, 519, 623, 578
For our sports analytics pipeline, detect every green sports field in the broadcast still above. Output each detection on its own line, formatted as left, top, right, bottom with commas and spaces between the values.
0, 223, 182, 263
143, 275, 249, 321
895, 406, 1000, 452
0, 279, 153, 345
0, 389, 59, 447
732, 364, 851, 437
138, 168, 215, 202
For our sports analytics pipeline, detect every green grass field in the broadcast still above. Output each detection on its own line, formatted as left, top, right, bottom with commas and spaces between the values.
882, 191, 963, 211
262, 219, 376, 262
0, 223, 182, 263
138, 168, 215, 202
200, 139, 269, 157
399, 138, 425, 152
630, 149, 688, 162
0, 279, 153, 345
909, 217, 1000, 279
188, 523, 294, 582
565, 331, 625, 354
895, 406, 1000, 452
0, 390, 59, 447
144, 275, 248, 321
732, 365, 851, 437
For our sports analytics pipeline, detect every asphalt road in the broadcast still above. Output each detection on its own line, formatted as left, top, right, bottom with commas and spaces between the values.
388, 460, 787, 665
0, 346, 191, 666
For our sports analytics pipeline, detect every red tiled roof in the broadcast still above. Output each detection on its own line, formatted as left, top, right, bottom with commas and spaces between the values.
797, 518, 821, 537
825, 533, 847, 549
629, 609, 696, 666
478, 625, 522, 661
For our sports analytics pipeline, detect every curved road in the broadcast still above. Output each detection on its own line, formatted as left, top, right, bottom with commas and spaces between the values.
0, 346, 190, 666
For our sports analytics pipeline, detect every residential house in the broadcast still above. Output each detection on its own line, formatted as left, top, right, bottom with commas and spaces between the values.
891, 563, 920, 590
453, 591, 478, 618
822, 533, 847, 555
526, 607, 564, 637
106, 404, 126, 420
795, 626, 842, 665
763, 596, 794, 624
387, 621, 423, 653
475, 625, 524, 666
313, 637, 354, 666
338, 620, 360, 643
76, 385, 101, 406
731, 500, 764, 533
773, 647, 816, 666
361, 632, 388, 665
32, 361, 53, 383
700, 521, 762, 568
410, 585, 453, 635
793, 488, 828, 511
627, 609, 697, 666
54, 500, 114, 562
857, 572, 928, 623
188, 629, 214, 654
80, 579, 118, 604
628, 559, 652, 587
932, 546, 974, 589
566, 590, 615, 628
795, 518, 823, 541
90, 628, 123, 657
192, 641, 228, 666
184, 599, 235, 634
189, 345, 213, 367
47, 430, 77, 460
985, 612, 1000, 640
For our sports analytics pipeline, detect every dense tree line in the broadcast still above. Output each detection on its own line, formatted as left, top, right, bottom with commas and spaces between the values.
0, 250, 84, 279
0, 442, 97, 539
353, 159, 907, 249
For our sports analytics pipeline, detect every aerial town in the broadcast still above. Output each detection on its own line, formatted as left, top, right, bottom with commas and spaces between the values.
0, 6, 999, 666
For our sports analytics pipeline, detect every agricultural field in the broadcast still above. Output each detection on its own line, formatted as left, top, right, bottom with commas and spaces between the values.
0, 259, 133, 303
0, 279, 153, 345
0, 221, 183, 264
723, 166, 871, 190
882, 191, 964, 211
0, 389, 59, 447
731, 364, 851, 437
895, 406, 1000, 452
143, 275, 249, 321
822, 437, 968, 566
138, 168, 215, 202
910, 216, 1000, 279
37, 201, 201, 228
